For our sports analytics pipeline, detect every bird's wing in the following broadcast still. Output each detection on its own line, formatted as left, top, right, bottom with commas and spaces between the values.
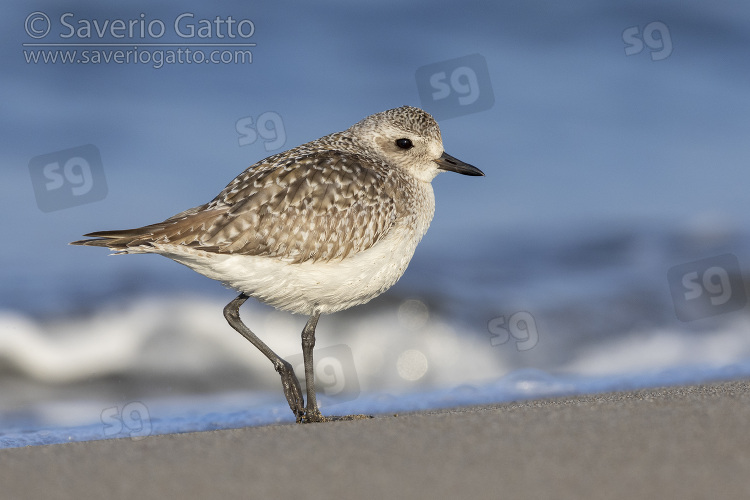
73, 151, 399, 263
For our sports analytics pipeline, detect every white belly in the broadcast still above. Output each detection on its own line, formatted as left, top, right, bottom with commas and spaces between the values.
164, 218, 425, 315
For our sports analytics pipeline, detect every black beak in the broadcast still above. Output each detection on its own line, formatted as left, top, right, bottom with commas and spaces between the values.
435, 152, 484, 176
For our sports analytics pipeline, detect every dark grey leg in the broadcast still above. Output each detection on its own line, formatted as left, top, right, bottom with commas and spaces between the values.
300, 311, 373, 423
223, 293, 305, 422
301, 312, 326, 422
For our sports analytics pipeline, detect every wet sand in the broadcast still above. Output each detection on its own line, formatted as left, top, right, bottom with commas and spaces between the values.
3, 380, 749, 499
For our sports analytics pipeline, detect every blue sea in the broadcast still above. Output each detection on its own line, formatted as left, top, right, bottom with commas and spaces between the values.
2, 0, 750, 448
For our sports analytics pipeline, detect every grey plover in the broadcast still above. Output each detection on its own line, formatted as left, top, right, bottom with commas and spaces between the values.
71, 105, 484, 423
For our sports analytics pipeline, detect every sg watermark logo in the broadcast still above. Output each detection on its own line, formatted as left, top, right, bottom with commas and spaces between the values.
668, 254, 747, 322
488, 311, 539, 351
28, 144, 107, 212
101, 401, 152, 441
415, 53, 494, 120
236, 111, 286, 151
623, 21, 672, 61
286, 344, 360, 406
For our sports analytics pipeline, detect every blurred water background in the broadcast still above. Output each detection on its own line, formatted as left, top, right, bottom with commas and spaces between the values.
2, 0, 750, 447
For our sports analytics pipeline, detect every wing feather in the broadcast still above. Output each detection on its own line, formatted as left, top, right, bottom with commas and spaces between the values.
73, 151, 399, 264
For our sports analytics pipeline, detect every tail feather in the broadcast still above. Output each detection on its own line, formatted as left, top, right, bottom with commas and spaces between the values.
70, 225, 165, 251
70, 203, 221, 253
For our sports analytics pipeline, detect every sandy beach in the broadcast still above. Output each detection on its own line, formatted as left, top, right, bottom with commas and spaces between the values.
3, 380, 749, 500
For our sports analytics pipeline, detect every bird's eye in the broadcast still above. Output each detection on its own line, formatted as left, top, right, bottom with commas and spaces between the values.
395, 138, 413, 150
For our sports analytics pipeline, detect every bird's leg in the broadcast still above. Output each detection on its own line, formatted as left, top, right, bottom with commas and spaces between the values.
300, 312, 374, 423
300, 312, 327, 422
223, 293, 305, 422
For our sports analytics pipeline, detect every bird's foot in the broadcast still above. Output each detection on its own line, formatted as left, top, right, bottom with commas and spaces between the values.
297, 411, 373, 424
299, 408, 328, 423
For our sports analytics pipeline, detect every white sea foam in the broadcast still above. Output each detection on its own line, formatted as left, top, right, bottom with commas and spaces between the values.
0, 294, 505, 393
562, 317, 750, 376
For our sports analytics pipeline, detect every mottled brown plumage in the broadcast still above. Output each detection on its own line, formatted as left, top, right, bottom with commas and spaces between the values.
78, 150, 405, 263
73, 106, 447, 264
